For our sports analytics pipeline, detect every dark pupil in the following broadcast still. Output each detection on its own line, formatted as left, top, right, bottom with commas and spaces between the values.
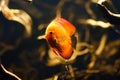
50, 31, 53, 34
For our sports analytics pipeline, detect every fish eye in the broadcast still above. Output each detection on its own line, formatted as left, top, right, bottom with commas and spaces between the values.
49, 31, 53, 34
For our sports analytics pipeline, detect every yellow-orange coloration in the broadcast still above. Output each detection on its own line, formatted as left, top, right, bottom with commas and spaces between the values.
45, 18, 76, 59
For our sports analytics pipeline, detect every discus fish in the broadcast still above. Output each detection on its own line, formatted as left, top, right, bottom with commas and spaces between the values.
45, 18, 76, 59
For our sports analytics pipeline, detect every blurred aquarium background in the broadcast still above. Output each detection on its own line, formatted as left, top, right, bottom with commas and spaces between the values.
0, 0, 120, 80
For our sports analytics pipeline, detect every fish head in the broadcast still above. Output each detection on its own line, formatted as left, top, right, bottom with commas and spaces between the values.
45, 18, 76, 59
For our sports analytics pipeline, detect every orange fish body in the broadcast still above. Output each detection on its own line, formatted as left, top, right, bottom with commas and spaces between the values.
45, 18, 76, 59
